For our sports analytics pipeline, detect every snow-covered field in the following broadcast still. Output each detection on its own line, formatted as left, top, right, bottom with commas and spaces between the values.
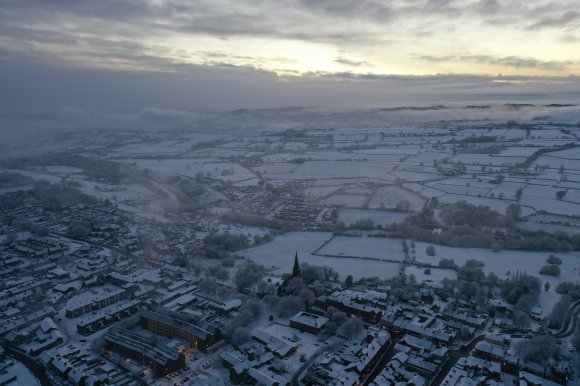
241, 232, 401, 280
450, 154, 525, 166
304, 186, 341, 198
276, 160, 395, 181
242, 230, 580, 295
121, 158, 257, 184
2, 168, 157, 204
316, 235, 404, 261
112, 140, 194, 157
518, 213, 580, 234
437, 193, 510, 210
323, 194, 368, 208
1, 360, 41, 386
251, 162, 301, 175
412, 241, 580, 288
369, 186, 425, 210
520, 184, 580, 215
406, 265, 457, 283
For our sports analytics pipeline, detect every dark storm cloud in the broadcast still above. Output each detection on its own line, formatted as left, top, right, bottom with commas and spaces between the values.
2, 0, 576, 53
0, 0, 383, 58
0, 0, 385, 44
472, 0, 502, 15
0, 0, 157, 23
294, 0, 395, 22
527, 10, 580, 30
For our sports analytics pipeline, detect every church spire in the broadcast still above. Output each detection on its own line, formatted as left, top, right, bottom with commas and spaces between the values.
292, 251, 301, 277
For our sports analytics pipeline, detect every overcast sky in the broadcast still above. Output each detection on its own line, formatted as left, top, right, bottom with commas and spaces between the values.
2, 0, 580, 121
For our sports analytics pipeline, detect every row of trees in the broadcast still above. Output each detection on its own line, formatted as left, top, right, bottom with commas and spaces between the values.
439, 201, 511, 228
0, 180, 98, 218
517, 335, 561, 365
385, 203, 580, 252
204, 232, 252, 252
555, 281, 580, 299
547, 295, 571, 329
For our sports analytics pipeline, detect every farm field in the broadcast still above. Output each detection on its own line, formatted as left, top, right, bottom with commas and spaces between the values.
5, 119, 580, 315
412, 240, 580, 288
241, 231, 401, 280
316, 235, 405, 261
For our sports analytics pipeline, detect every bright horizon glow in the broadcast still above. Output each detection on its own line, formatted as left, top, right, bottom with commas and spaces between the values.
1, 1, 579, 78
2, 0, 580, 119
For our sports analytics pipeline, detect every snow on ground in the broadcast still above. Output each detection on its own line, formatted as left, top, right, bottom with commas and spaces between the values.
488, 181, 525, 200
391, 170, 439, 182
304, 186, 341, 198
520, 139, 578, 147
112, 140, 195, 157
537, 290, 562, 317
528, 129, 573, 139
429, 181, 490, 196
1, 360, 41, 386
517, 213, 580, 234
277, 160, 395, 181
259, 321, 323, 372
214, 223, 271, 239
405, 151, 450, 164
316, 235, 404, 261
33, 165, 84, 174
555, 185, 580, 204
116, 205, 171, 222
244, 230, 580, 285
369, 186, 425, 211
532, 155, 580, 171
337, 209, 410, 226
517, 220, 580, 234
341, 186, 373, 195
543, 146, 580, 160
406, 265, 456, 283
437, 193, 517, 214
251, 163, 301, 175
412, 241, 580, 288
498, 147, 540, 157
404, 182, 447, 199
3, 168, 158, 205
353, 148, 419, 156
520, 184, 580, 215
261, 153, 302, 162
241, 232, 400, 280
434, 177, 494, 189
0, 186, 32, 194
120, 158, 257, 184
323, 194, 368, 208
312, 178, 365, 186
450, 154, 525, 166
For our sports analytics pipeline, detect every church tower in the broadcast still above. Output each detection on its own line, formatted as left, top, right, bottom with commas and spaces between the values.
292, 251, 301, 277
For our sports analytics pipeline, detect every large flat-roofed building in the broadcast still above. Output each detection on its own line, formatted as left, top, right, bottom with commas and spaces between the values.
76, 300, 141, 335
104, 327, 184, 376
473, 341, 519, 374
317, 290, 385, 324
140, 308, 222, 352
289, 311, 329, 334
65, 285, 127, 318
